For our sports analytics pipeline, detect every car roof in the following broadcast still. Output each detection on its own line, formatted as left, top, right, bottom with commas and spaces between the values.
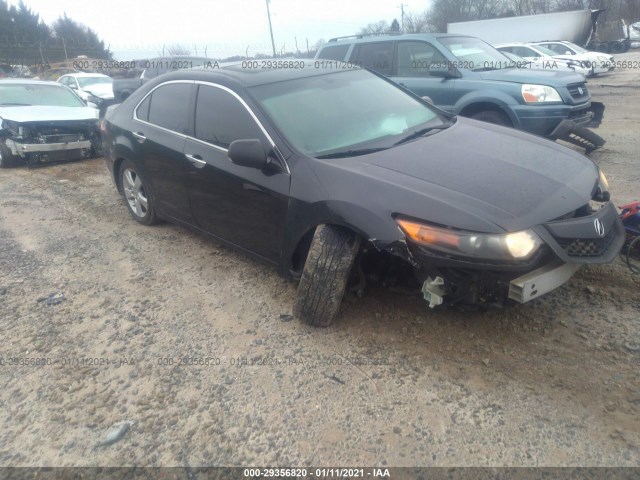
62, 72, 111, 78
156, 59, 365, 88
0, 79, 64, 87
324, 32, 475, 45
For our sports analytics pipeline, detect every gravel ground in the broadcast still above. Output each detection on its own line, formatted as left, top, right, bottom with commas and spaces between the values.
0, 51, 639, 468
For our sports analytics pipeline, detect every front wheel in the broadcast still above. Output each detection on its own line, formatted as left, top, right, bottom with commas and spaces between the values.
293, 225, 361, 327
0, 143, 19, 168
470, 110, 512, 127
120, 160, 158, 225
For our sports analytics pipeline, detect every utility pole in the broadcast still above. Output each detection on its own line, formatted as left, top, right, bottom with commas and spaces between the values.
398, 4, 407, 32
265, 0, 277, 57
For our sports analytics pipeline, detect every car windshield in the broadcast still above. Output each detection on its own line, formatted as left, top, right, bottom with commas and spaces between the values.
440, 36, 515, 71
77, 76, 112, 88
0, 84, 86, 107
249, 69, 445, 157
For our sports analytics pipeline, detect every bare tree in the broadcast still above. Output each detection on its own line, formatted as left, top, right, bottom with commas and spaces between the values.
358, 20, 390, 35
165, 43, 191, 55
404, 11, 431, 33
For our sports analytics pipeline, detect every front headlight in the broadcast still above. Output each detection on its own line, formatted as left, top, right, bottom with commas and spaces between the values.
87, 93, 103, 105
593, 169, 610, 202
521, 84, 562, 103
396, 219, 542, 261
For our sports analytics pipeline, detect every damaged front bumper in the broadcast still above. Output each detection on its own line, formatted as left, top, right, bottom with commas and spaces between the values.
508, 260, 580, 303
548, 102, 606, 153
409, 202, 624, 308
6, 138, 92, 155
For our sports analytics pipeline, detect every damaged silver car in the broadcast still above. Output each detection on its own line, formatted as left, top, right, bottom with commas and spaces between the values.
0, 79, 100, 167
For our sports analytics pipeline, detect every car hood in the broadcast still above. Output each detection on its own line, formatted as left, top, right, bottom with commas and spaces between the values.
311, 118, 598, 234
83, 84, 114, 99
0, 105, 99, 123
479, 67, 586, 86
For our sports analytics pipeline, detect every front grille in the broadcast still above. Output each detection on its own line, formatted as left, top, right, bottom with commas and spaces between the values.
558, 228, 616, 258
39, 133, 85, 144
567, 82, 589, 101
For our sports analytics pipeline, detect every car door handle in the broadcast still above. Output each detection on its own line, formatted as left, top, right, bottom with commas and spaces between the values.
185, 153, 206, 168
132, 132, 146, 143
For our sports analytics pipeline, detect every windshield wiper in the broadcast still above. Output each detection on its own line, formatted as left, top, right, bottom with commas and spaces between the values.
316, 147, 389, 159
393, 123, 452, 146
0, 102, 32, 106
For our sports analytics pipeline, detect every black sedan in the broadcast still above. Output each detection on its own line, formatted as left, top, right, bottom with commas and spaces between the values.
101, 62, 624, 326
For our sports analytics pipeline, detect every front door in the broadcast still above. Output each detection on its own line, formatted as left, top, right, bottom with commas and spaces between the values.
184, 83, 290, 262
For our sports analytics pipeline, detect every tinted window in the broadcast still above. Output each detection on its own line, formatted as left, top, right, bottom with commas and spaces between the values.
147, 83, 191, 134
136, 95, 151, 121
396, 41, 448, 77
354, 42, 393, 75
317, 44, 349, 61
194, 85, 264, 149
59, 76, 69, 86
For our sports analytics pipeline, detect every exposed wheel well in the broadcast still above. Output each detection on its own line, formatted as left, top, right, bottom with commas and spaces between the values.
291, 224, 362, 275
460, 103, 513, 125
289, 224, 419, 291
113, 157, 126, 193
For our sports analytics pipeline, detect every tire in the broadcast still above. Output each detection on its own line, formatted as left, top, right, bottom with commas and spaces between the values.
0, 143, 19, 168
293, 225, 361, 327
470, 110, 511, 127
119, 160, 158, 225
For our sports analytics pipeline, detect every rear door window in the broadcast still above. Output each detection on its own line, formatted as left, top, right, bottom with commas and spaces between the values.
317, 44, 349, 61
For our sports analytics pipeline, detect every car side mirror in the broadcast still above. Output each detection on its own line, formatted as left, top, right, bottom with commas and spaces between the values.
564, 50, 572, 55
69, 84, 77, 89
228, 139, 268, 169
429, 63, 459, 79
421, 96, 434, 104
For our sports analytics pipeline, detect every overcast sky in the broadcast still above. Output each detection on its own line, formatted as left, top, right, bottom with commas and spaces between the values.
9, 0, 431, 59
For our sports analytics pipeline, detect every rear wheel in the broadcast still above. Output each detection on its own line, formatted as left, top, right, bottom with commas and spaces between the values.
470, 110, 511, 127
293, 225, 361, 327
120, 160, 158, 225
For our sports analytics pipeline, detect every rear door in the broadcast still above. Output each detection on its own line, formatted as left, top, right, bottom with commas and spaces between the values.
183, 83, 290, 261
133, 81, 194, 221
391, 40, 456, 112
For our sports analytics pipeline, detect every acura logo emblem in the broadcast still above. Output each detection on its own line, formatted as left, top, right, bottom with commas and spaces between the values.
594, 218, 605, 237
578, 87, 584, 95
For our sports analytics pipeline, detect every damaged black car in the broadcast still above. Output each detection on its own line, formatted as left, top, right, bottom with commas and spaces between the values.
101, 63, 624, 326
0, 79, 101, 167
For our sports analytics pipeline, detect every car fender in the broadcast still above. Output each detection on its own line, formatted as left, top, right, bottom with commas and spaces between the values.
454, 91, 521, 128
280, 199, 406, 276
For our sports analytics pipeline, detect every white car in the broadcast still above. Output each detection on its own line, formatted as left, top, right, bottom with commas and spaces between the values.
57, 73, 115, 114
496, 43, 592, 76
499, 51, 577, 73
533, 41, 614, 75
0, 80, 100, 167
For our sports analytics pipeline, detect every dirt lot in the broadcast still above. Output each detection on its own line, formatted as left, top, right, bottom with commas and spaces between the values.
1, 52, 639, 468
